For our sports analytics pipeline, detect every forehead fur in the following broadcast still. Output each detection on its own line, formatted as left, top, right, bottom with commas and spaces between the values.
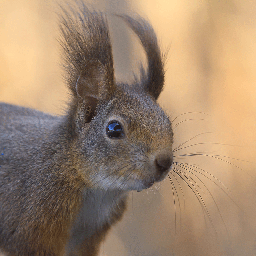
101, 83, 172, 137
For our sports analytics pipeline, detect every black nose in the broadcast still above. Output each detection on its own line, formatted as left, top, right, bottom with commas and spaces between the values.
155, 153, 173, 173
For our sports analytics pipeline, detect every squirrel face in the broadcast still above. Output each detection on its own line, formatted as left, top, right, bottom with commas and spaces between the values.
73, 85, 173, 191
60, 6, 173, 192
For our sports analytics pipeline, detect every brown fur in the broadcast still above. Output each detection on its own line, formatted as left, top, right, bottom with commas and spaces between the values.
0, 2, 173, 255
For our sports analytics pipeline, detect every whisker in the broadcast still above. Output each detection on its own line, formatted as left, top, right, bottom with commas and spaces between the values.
176, 153, 253, 177
173, 141, 243, 153
211, 154, 254, 164
173, 118, 206, 130
168, 175, 177, 233
168, 174, 181, 233
169, 170, 186, 209
171, 112, 210, 123
173, 166, 217, 234
173, 167, 206, 213
174, 132, 212, 151
175, 162, 241, 209
176, 162, 230, 238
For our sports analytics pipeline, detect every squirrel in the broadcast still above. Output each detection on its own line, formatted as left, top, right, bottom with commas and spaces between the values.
0, 3, 173, 256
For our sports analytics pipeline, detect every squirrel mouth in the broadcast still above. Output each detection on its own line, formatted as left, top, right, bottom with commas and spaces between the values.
137, 181, 155, 192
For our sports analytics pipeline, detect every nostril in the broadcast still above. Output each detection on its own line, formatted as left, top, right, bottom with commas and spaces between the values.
155, 154, 173, 173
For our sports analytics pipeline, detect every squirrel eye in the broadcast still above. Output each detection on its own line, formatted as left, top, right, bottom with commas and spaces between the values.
106, 120, 124, 139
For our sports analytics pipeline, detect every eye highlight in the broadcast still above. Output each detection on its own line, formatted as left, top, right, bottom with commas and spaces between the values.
106, 120, 124, 139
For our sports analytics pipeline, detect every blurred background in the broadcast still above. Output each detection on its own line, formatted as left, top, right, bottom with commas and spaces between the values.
0, 0, 256, 255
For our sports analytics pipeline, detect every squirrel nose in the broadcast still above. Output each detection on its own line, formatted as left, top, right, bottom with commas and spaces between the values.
154, 153, 173, 173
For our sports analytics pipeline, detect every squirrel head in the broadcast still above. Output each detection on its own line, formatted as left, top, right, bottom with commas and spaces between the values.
60, 4, 173, 191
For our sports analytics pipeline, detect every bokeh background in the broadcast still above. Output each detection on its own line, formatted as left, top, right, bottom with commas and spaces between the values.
0, 0, 256, 255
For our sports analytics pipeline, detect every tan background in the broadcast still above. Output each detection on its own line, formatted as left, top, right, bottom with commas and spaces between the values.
0, 0, 256, 255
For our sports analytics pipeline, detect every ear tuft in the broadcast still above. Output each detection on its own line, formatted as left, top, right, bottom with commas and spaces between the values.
75, 61, 107, 100
118, 15, 165, 100
59, 4, 116, 102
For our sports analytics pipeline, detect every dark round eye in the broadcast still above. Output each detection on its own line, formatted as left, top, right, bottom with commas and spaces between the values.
106, 120, 124, 139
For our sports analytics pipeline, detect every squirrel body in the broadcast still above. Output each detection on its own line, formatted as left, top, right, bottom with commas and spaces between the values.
0, 103, 128, 255
0, 3, 173, 256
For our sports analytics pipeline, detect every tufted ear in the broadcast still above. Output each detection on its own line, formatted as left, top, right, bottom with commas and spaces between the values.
60, 5, 116, 110
119, 15, 165, 100
75, 60, 114, 102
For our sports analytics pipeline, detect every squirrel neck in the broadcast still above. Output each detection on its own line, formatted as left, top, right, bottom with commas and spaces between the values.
40, 116, 129, 250
66, 188, 128, 252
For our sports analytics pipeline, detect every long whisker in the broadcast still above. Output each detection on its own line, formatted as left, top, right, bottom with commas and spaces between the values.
173, 168, 207, 214
169, 169, 186, 209
173, 132, 212, 151
168, 174, 182, 233
176, 162, 241, 209
173, 166, 217, 234
173, 141, 243, 153
176, 162, 230, 238
176, 153, 253, 177
173, 118, 206, 130
171, 112, 210, 123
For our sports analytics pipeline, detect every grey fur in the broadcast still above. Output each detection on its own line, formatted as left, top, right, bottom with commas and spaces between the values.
0, 3, 173, 256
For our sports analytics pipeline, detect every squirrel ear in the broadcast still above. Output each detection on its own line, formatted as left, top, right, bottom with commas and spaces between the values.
60, 6, 116, 108
118, 15, 165, 100
75, 61, 115, 122
75, 61, 112, 101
